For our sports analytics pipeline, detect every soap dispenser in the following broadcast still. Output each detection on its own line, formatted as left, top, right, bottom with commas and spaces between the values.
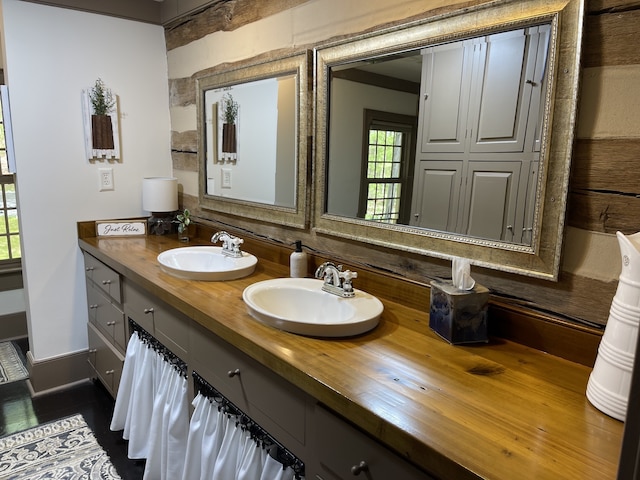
290, 241, 308, 278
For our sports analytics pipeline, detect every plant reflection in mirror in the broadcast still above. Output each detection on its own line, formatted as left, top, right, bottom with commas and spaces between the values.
221, 93, 238, 125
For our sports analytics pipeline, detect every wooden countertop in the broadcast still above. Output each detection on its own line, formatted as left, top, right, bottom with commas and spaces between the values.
78, 234, 623, 480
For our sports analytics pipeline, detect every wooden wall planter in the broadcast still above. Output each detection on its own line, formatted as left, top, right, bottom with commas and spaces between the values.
222, 123, 237, 153
82, 90, 121, 162
91, 114, 115, 150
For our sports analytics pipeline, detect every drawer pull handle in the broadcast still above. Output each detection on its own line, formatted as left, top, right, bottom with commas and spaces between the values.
102, 280, 112, 285
351, 461, 368, 476
88, 349, 97, 354
227, 368, 241, 378
106, 321, 116, 326
85, 266, 94, 272
89, 304, 98, 309
105, 369, 115, 375
144, 308, 154, 314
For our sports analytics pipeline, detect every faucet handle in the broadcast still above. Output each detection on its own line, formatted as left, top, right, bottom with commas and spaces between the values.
339, 269, 357, 281
229, 236, 244, 254
339, 270, 358, 293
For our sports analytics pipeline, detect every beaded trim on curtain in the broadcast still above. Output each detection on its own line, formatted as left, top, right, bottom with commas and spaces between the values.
192, 371, 305, 479
128, 318, 187, 378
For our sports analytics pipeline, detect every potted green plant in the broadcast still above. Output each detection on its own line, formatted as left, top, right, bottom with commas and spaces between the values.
175, 209, 193, 241
89, 78, 116, 150
221, 93, 239, 154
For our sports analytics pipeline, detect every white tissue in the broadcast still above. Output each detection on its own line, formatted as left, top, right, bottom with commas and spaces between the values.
452, 256, 476, 291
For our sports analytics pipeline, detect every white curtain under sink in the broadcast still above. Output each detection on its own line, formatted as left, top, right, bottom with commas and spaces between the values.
110, 326, 303, 480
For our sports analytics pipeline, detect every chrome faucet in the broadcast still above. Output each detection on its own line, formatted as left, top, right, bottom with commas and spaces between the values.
211, 231, 244, 258
315, 262, 358, 298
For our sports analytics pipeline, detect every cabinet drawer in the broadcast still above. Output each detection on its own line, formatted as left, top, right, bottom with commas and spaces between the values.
315, 406, 435, 480
83, 253, 122, 303
123, 279, 189, 358
191, 322, 306, 446
88, 322, 124, 398
123, 279, 156, 334
87, 281, 126, 352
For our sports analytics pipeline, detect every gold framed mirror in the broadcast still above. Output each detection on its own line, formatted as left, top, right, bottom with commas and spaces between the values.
198, 50, 311, 228
314, 0, 583, 279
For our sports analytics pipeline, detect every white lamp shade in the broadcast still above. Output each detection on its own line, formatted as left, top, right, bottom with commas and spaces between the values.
142, 177, 178, 212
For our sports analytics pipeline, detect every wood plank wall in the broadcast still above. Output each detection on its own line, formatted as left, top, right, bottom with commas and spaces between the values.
571, 1, 640, 235
165, 0, 640, 337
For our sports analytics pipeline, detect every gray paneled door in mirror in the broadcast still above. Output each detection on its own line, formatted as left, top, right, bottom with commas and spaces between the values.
198, 50, 311, 228
314, 0, 584, 279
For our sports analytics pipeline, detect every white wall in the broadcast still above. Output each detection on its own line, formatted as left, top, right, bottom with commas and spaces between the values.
328, 79, 418, 217
0, 0, 172, 361
204, 78, 278, 202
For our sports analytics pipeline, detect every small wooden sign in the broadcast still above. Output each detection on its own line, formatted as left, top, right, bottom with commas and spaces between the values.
96, 219, 147, 237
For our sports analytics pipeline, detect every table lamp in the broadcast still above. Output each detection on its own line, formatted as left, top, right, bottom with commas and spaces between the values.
142, 177, 178, 235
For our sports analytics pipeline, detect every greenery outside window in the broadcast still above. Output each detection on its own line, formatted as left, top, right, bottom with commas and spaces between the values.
358, 109, 416, 224
0, 86, 20, 265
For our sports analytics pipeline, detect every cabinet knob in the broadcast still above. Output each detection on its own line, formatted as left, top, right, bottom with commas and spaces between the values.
144, 308, 154, 314
105, 369, 115, 375
227, 368, 241, 378
351, 460, 368, 476
106, 321, 116, 326
102, 280, 112, 285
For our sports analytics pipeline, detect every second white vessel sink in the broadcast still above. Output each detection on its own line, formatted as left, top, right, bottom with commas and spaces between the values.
242, 278, 383, 337
158, 246, 257, 281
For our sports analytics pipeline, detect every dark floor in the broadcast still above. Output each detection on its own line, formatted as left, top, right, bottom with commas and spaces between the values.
0, 338, 144, 479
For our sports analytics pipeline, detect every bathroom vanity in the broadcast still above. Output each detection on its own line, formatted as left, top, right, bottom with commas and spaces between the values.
79, 231, 622, 480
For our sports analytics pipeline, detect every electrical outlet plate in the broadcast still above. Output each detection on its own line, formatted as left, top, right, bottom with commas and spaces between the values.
99, 167, 114, 191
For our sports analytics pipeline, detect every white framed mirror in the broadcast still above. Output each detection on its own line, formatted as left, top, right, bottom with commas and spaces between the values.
198, 50, 311, 228
314, 0, 584, 279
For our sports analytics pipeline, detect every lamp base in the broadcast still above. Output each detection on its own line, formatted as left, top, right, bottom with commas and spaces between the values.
148, 212, 176, 235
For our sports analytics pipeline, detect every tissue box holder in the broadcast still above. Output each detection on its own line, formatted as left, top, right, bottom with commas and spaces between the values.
429, 279, 489, 344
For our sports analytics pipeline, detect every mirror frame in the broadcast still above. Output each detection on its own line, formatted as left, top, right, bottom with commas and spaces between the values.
313, 0, 584, 280
198, 50, 311, 228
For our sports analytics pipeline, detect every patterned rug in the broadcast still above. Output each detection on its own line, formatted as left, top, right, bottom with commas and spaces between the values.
0, 342, 28, 385
0, 414, 121, 479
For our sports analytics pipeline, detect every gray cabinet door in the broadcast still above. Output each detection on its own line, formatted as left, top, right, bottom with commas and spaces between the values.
410, 160, 463, 231
418, 40, 474, 154
459, 161, 523, 242
468, 27, 550, 154
88, 322, 124, 398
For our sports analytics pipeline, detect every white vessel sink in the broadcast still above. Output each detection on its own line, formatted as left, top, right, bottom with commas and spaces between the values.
158, 246, 257, 281
242, 278, 383, 337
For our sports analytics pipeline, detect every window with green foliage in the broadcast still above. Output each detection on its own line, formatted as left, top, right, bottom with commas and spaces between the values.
0, 89, 20, 263
358, 110, 416, 225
